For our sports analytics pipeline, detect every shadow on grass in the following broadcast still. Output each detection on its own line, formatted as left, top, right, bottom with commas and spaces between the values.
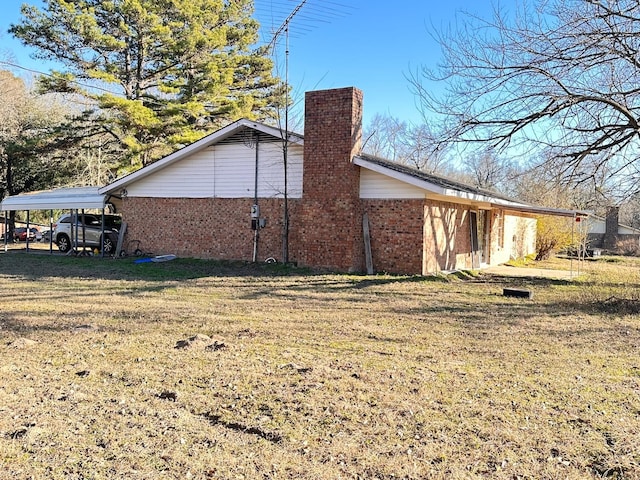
0, 251, 314, 282
198, 412, 283, 443
346, 275, 449, 289
481, 273, 640, 316
0, 251, 458, 286
4, 253, 640, 336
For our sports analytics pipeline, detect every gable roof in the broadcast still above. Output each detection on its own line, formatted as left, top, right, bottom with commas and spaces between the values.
588, 215, 640, 234
354, 154, 589, 218
100, 119, 301, 196
99, 117, 587, 219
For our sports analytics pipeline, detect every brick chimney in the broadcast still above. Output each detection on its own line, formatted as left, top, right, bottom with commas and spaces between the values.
296, 87, 364, 271
604, 206, 619, 250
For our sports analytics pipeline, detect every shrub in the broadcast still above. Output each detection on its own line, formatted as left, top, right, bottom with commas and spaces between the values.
616, 237, 640, 256
535, 215, 578, 260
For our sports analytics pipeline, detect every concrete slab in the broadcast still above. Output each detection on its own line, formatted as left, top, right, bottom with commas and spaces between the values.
482, 265, 579, 281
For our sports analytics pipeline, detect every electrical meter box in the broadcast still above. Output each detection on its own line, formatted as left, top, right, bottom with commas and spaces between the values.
251, 204, 260, 219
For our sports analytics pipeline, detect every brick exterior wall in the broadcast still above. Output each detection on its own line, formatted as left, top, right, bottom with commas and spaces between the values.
120, 197, 299, 261
360, 199, 476, 275
424, 200, 472, 273
113, 86, 536, 275
362, 199, 425, 274
295, 87, 365, 272
588, 233, 640, 252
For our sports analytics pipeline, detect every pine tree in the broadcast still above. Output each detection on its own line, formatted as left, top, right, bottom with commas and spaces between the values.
10, 0, 283, 169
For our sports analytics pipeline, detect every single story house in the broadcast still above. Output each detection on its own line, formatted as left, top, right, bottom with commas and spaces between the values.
587, 206, 640, 252
97, 87, 580, 275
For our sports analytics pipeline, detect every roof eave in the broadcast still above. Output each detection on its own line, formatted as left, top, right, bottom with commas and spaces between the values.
355, 156, 532, 207
354, 156, 590, 218
496, 203, 591, 218
100, 119, 302, 195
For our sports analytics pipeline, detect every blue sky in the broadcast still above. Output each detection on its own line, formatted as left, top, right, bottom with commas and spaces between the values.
0, 0, 497, 128
258, 0, 496, 126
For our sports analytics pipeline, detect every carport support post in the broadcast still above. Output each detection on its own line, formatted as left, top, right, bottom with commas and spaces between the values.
101, 209, 105, 258
26, 211, 30, 252
72, 209, 78, 255
49, 210, 53, 254
81, 209, 86, 254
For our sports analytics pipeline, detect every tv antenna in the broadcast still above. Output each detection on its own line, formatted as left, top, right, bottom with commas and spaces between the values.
259, 0, 352, 263
265, 0, 307, 264
266, 0, 307, 140
258, 0, 354, 116
266, 1, 307, 54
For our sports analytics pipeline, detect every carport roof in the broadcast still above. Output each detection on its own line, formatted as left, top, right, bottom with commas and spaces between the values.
0, 187, 106, 211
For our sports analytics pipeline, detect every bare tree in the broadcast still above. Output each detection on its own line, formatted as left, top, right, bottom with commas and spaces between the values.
411, 0, 640, 200
620, 194, 640, 228
363, 114, 407, 162
0, 71, 70, 198
363, 114, 451, 174
462, 147, 510, 190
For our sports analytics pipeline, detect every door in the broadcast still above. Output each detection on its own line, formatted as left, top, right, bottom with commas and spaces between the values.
470, 211, 480, 268
470, 210, 488, 268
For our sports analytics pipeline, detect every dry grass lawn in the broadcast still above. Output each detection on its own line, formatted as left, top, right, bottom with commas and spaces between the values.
1, 253, 639, 479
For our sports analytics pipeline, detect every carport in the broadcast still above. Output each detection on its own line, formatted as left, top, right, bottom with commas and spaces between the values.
0, 186, 117, 255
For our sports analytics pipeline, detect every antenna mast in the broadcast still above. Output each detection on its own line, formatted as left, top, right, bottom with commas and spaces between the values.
260, 0, 351, 264
267, 0, 307, 265
266, 0, 308, 54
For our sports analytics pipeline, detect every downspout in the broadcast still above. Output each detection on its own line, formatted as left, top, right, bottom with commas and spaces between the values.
252, 132, 260, 262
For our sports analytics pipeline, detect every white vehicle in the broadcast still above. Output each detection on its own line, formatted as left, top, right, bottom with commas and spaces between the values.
53, 213, 121, 254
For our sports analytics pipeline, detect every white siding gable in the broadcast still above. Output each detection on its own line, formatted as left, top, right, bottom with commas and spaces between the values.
254, 142, 303, 198
360, 168, 426, 199
214, 143, 255, 197
126, 146, 215, 198
126, 141, 303, 199
588, 218, 640, 235
589, 218, 606, 234
619, 225, 640, 235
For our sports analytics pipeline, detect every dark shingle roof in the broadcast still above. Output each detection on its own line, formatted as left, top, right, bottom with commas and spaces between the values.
356, 153, 522, 204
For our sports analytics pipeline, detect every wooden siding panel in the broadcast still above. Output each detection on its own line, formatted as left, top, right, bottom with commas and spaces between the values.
504, 214, 537, 259
214, 143, 255, 197
589, 218, 606, 234
619, 225, 639, 234
256, 142, 303, 198
127, 148, 215, 197
125, 142, 303, 199
360, 168, 426, 199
